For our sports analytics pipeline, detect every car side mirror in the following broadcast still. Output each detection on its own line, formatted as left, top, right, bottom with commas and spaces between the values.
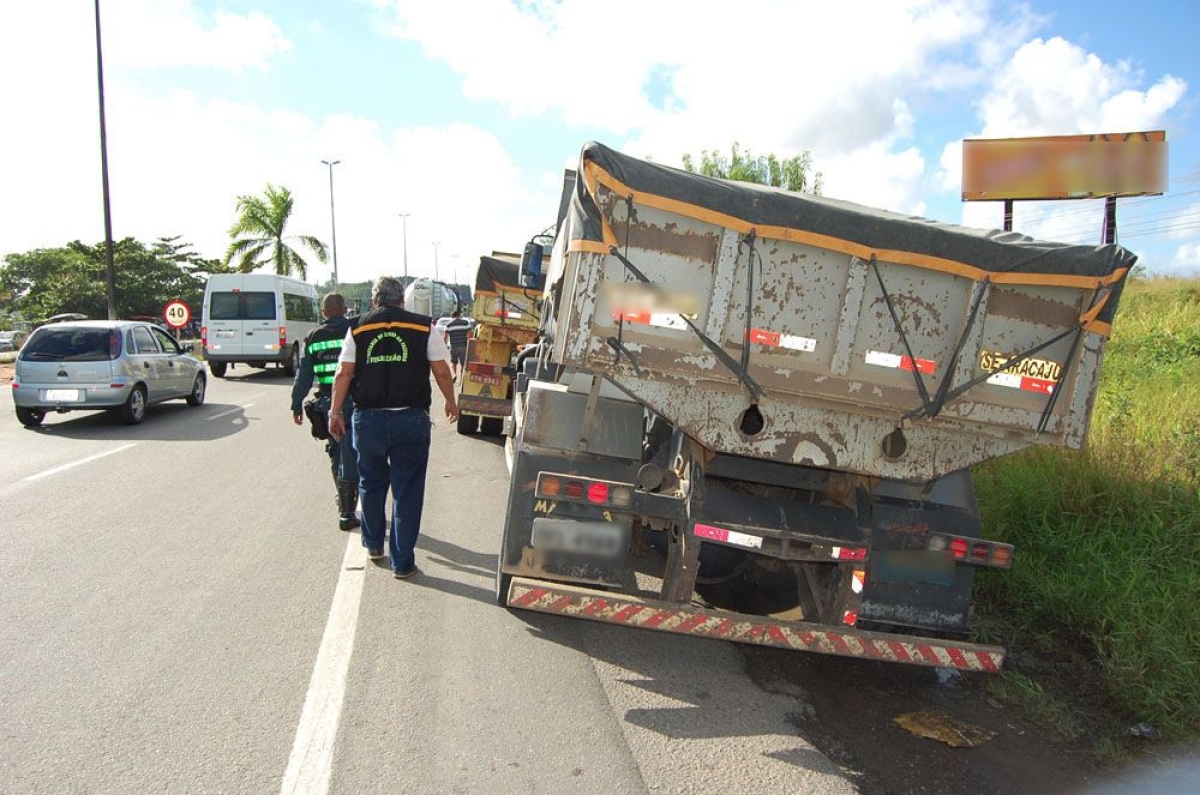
520, 242, 543, 289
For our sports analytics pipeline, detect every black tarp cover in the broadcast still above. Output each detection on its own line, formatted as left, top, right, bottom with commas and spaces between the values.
474, 254, 542, 294
567, 142, 1137, 329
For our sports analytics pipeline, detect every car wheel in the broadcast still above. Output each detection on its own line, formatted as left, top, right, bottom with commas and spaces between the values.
283, 344, 298, 377
15, 407, 45, 428
209, 361, 228, 378
120, 386, 147, 425
186, 373, 206, 406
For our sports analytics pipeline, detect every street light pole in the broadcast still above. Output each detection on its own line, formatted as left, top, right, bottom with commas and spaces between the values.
432, 241, 440, 281
321, 159, 341, 287
398, 213, 410, 282
93, 0, 117, 320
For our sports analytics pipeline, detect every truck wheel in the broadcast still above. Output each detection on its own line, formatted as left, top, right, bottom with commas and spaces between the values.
15, 407, 46, 428
209, 361, 228, 378
457, 413, 479, 435
283, 345, 298, 377
119, 386, 147, 425
480, 417, 503, 436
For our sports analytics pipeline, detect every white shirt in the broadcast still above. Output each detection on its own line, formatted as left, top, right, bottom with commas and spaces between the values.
338, 320, 450, 363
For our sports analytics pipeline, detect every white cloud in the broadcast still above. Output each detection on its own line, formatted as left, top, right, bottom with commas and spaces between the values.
977, 37, 1186, 137
1170, 243, 1200, 275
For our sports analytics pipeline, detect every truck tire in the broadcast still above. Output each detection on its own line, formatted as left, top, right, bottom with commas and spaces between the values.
457, 413, 479, 435
480, 417, 503, 436
209, 361, 228, 378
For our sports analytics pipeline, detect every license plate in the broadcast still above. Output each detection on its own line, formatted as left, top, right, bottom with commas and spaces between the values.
469, 373, 502, 386
872, 550, 955, 586
531, 518, 626, 558
45, 389, 82, 402
216, 330, 235, 338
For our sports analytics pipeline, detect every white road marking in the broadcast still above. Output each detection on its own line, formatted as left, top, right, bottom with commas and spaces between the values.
24, 444, 137, 481
207, 403, 254, 421
280, 535, 366, 795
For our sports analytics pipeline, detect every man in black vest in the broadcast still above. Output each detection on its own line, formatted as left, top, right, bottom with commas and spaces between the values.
328, 276, 459, 578
290, 292, 359, 531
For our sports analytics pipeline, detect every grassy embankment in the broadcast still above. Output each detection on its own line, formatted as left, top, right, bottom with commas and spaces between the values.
973, 277, 1200, 747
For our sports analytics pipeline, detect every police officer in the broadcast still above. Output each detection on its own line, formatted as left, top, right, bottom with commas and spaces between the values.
328, 276, 458, 578
291, 292, 359, 531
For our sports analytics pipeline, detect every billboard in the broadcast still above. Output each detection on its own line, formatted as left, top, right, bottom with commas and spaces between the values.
962, 131, 1166, 201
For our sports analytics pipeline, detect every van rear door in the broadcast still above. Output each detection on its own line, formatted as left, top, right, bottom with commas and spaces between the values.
205, 279, 278, 361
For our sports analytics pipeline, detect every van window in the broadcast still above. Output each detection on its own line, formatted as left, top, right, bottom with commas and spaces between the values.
284, 293, 318, 322
209, 292, 276, 321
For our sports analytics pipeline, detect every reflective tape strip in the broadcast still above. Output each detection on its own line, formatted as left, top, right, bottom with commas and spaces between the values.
831, 546, 868, 560
987, 371, 1056, 395
865, 350, 937, 375
507, 580, 1005, 672
614, 311, 690, 330
694, 523, 763, 549
748, 327, 817, 352
851, 570, 866, 594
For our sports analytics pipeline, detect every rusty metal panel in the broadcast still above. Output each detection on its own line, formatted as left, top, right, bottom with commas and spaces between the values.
554, 185, 1117, 482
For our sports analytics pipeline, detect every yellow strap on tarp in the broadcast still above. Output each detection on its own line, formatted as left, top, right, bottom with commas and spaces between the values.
574, 160, 1126, 336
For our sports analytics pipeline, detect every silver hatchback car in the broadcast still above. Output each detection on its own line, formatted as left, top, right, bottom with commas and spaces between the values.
12, 320, 207, 427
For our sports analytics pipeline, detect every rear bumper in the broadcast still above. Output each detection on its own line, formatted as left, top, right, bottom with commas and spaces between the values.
505, 577, 1005, 673
203, 350, 289, 364
12, 383, 133, 411
459, 393, 510, 418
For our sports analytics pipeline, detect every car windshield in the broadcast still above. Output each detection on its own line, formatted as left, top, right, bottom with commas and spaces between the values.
20, 327, 120, 361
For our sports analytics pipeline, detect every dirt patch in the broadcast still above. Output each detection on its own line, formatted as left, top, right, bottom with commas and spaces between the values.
0, 361, 13, 384
741, 645, 1120, 794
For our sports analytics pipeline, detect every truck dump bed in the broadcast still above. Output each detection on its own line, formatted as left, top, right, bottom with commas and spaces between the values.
547, 142, 1136, 482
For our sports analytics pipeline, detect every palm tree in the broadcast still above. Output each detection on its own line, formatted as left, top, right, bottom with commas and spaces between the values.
224, 184, 328, 279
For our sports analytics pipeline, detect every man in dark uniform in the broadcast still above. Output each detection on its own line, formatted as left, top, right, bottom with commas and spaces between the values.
328, 276, 458, 578
291, 292, 359, 531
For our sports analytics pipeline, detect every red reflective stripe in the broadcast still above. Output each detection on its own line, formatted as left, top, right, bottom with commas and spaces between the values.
676, 614, 708, 633
548, 594, 573, 612
975, 652, 1001, 674
512, 588, 546, 608
888, 641, 913, 663
825, 632, 853, 656
581, 598, 608, 616
643, 610, 676, 628
917, 645, 943, 666
858, 640, 886, 660
1021, 377, 1055, 395
946, 647, 970, 669
767, 626, 788, 646
693, 523, 728, 542
748, 327, 780, 346
612, 605, 645, 623
900, 355, 937, 375
709, 619, 734, 637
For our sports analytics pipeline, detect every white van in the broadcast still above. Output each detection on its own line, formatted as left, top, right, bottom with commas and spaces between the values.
201, 274, 319, 378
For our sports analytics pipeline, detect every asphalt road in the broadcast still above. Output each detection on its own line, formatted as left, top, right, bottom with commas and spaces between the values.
0, 368, 855, 794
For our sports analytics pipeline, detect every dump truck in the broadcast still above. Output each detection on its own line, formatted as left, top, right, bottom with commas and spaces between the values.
456, 253, 546, 436
495, 142, 1136, 672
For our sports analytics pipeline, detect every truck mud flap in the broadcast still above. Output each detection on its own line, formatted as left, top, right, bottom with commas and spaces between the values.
506, 577, 1004, 673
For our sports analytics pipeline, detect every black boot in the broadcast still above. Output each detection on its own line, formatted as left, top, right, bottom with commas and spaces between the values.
337, 480, 360, 531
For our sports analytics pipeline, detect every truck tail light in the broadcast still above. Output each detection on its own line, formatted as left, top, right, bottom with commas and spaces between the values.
536, 473, 634, 510
930, 534, 1014, 569
279, 326, 288, 348
201, 325, 207, 347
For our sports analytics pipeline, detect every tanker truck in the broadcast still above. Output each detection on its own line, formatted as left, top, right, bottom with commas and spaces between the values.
495, 142, 1135, 672
404, 277, 460, 320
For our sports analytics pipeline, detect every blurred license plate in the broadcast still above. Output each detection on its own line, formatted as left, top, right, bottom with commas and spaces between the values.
531, 518, 626, 558
873, 550, 954, 586
45, 389, 82, 402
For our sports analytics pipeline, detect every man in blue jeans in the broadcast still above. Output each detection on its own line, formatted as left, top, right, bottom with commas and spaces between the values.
328, 276, 459, 578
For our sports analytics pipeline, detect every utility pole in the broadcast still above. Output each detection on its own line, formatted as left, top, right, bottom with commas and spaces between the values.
93, 0, 117, 320
398, 213, 410, 282
432, 241, 440, 281
321, 159, 341, 287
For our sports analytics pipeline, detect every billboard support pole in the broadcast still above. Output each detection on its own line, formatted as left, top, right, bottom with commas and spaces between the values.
1103, 196, 1117, 245
1003, 200, 1013, 232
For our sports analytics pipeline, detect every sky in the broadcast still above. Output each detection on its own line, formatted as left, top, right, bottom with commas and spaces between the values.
1, 0, 1197, 290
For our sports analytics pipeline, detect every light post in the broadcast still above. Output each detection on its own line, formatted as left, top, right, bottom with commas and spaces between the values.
432, 241, 440, 281
321, 159, 341, 287
398, 213, 410, 282
93, 0, 117, 320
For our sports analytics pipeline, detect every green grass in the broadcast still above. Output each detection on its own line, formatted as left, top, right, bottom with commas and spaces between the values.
973, 277, 1200, 743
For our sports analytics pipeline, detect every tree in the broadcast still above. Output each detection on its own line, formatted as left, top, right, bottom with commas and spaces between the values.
682, 142, 822, 194
225, 184, 327, 279
0, 237, 213, 322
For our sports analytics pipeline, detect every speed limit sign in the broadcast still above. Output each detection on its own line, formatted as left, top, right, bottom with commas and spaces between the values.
163, 300, 191, 329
